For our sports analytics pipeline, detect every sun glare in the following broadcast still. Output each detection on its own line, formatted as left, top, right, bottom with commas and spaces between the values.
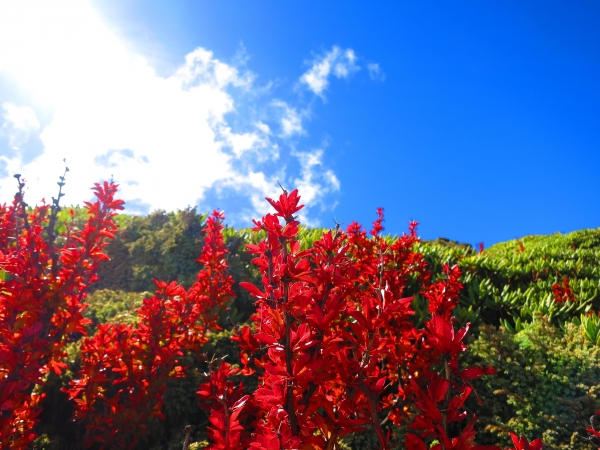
0, 0, 137, 107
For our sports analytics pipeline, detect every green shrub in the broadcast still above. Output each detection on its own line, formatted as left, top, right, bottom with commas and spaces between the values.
84, 289, 152, 328
95, 208, 207, 292
464, 317, 600, 449
414, 228, 600, 329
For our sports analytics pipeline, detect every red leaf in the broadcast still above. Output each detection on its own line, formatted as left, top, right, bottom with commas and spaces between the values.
240, 281, 265, 299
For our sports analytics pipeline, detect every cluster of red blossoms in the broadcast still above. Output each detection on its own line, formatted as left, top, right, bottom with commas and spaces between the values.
552, 277, 576, 303
0, 178, 557, 449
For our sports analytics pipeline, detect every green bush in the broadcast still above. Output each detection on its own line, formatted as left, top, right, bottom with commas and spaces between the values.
414, 228, 600, 331
464, 317, 600, 449
84, 289, 152, 329
95, 208, 207, 292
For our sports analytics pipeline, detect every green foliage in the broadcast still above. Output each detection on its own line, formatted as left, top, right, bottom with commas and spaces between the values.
574, 313, 600, 346
150, 354, 209, 450
145, 329, 246, 450
94, 208, 207, 292
84, 289, 152, 328
464, 318, 600, 449
416, 228, 600, 329
219, 227, 263, 324
398, 230, 600, 448
339, 423, 409, 450
31, 341, 85, 449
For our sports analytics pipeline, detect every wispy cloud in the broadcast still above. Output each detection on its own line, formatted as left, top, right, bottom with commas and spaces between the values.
272, 100, 306, 137
299, 46, 360, 98
292, 148, 340, 226
367, 63, 385, 81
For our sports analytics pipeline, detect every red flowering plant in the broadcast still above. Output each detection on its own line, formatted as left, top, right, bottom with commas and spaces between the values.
552, 277, 576, 303
403, 262, 503, 450
200, 187, 510, 450
190, 210, 235, 331
1, 175, 551, 449
0, 174, 123, 449
197, 360, 250, 450
65, 210, 235, 448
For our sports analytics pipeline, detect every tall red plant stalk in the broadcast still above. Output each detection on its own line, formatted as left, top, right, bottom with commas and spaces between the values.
0, 176, 123, 448
66, 210, 234, 448
210, 188, 502, 449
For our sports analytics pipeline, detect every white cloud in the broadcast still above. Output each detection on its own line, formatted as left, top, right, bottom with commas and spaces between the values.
367, 63, 385, 81
293, 149, 340, 226
0, 0, 340, 223
206, 147, 340, 227
299, 46, 360, 98
255, 122, 271, 134
216, 170, 285, 221
0, 103, 40, 150
2, 103, 40, 134
216, 122, 272, 160
272, 100, 305, 137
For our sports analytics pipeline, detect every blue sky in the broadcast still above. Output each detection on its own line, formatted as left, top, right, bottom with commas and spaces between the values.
0, 1, 599, 247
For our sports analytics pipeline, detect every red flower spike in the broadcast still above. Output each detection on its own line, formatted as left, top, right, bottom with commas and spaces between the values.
426, 315, 469, 370
265, 188, 304, 222
370, 207, 385, 237
212, 197, 494, 450
198, 361, 249, 449
552, 277, 576, 303
0, 178, 123, 447
66, 210, 234, 447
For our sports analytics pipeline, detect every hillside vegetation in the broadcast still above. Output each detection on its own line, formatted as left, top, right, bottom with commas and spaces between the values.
26, 206, 600, 449
72, 208, 600, 449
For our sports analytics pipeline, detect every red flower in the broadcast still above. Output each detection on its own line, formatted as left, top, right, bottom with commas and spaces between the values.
552, 277, 575, 303
426, 314, 469, 370
265, 188, 304, 223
